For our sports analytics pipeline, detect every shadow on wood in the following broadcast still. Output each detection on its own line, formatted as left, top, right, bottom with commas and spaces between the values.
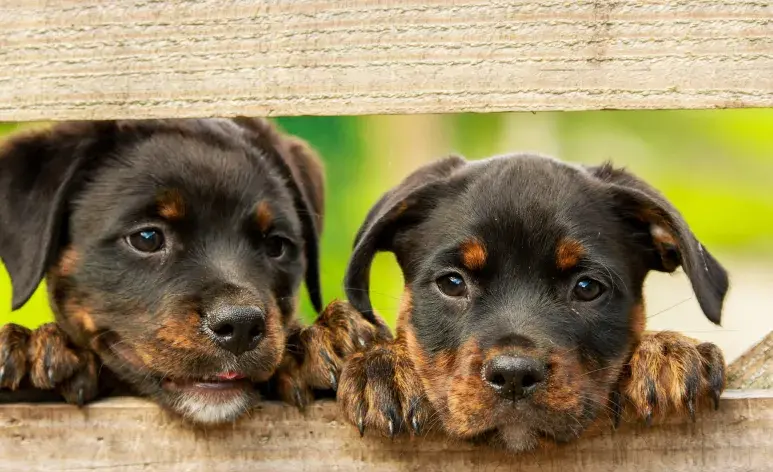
0, 390, 771, 471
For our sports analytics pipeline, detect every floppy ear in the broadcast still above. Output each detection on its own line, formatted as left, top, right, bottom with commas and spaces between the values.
345, 156, 468, 329
231, 117, 326, 312
589, 163, 729, 325
0, 123, 111, 310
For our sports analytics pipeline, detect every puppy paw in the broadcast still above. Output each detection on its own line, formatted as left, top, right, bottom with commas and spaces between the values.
27, 323, 99, 405
0, 324, 31, 390
275, 300, 388, 410
622, 331, 725, 425
338, 342, 431, 438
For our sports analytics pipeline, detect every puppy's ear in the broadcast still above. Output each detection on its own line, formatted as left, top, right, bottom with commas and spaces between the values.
589, 163, 729, 325
0, 123, 111, 310
232, 117, 326, 312
279, 136, 325, 233
346, 156, 468, 328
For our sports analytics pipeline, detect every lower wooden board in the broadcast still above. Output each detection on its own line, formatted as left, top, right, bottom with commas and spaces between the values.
0, 390, 771, 471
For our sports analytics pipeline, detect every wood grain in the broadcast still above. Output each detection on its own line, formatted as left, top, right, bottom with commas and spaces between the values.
729, 332, 773, 389
0, 1, 771, 121
0, 391, 771, 471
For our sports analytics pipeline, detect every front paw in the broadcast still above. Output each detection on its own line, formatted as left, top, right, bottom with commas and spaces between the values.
338, 343, 430, 438
622, 331, 725, 424
276, 300, 389, 409
0, 324, 31, 390
27, 323, 99, 405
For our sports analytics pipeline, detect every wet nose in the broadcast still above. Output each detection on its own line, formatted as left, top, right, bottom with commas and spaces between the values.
483, 355, 547, 400
205, 305, 266, 356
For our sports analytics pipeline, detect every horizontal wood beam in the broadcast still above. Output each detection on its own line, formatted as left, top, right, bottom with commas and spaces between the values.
0, 390, 772, 471
0, 1, 771, 121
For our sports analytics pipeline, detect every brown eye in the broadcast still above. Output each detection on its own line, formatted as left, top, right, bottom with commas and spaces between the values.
437, 273, 467, 297
573, 277, 604, 301
126, 228, 165, 253
265, 236, 287, 258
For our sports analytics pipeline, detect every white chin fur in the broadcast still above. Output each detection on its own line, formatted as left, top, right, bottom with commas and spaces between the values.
173, 393, 251, 424
498, 423, 539, 453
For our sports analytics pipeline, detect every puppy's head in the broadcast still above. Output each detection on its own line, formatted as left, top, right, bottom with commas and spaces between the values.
346, 154, 728, 451
0, 118, 325, 424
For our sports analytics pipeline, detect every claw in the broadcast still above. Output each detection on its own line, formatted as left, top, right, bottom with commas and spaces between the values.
293, 387, 305, 411
610, 389, 623, 430
411, 414, 422, 435
48, 367, 56, 385
384, 408, 399, 438
77, 388, 85, 407
320, 348, 334, 366
355, 402, 367, 437
0, 365, 5, 383
684, 368, 699, 423
328, 369, 338, 391
645, 411, 653, 427
712, 388, 721, 411
357, 413, 366, 438
407, 398, 423, 435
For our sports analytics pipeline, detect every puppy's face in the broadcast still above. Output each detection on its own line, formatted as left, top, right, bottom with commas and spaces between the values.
0, 119, 325, 424
346, 154, 727, 451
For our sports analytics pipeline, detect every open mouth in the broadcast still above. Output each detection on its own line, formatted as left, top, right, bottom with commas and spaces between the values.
161, 372, 250, 394
160, 371, 257, 424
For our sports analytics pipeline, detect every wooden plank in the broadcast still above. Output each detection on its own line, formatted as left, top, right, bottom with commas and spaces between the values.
0, 391, 772, 471
0, 1, 771, 121
729, 332, 773, 389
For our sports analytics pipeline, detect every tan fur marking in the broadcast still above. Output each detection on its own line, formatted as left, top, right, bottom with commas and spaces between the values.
57, 247, 79, 277
256, 200, 274, 232
556, 238, 586, 270
60, 296, 97, 337
395, 200, 410, 217
261, 305, 287, 380
460, 238, 487, 271
70, 305, 96, 333
444, 338, 498, 437
630, 301, 646, 344
538, 352, 584, 413
156, 314, 200, 350
157, 189, 185, 220
396, 286, 413, 333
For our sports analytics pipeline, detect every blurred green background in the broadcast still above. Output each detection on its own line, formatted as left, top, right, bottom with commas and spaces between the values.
2, 110, 772, 330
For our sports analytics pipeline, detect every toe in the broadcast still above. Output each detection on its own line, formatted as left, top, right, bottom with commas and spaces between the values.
0, 324, 31, 390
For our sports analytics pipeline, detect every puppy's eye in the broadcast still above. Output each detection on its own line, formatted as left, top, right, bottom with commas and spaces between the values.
126, 228, 165, 253
573, 277, 604, 301
436, 273, 467, 297
265, 236, 288, 258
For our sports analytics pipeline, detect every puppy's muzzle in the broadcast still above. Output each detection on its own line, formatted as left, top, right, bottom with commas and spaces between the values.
204, 305, 266, 356
483, 355, 547, 400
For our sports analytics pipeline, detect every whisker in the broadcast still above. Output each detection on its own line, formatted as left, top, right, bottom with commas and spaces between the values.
647, 297, 694, 320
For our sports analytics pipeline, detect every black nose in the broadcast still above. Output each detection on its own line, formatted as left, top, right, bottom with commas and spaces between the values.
205, 305, 266, 356
483, 355, 546, 400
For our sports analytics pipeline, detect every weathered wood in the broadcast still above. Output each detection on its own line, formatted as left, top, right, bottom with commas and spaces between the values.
0, 391, 771, 471
729, 332, 773, 389
0, 1, 771, 121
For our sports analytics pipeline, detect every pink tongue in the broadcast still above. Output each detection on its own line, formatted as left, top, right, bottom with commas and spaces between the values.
216, 372, 244, 381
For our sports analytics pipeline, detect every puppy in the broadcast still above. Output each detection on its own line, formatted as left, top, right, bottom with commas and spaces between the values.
338, 153, 728, 452
0, 118, 376, 424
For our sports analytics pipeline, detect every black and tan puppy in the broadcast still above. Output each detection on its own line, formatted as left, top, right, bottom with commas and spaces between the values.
0, 118, 375, 424
338, 153, 728, 452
